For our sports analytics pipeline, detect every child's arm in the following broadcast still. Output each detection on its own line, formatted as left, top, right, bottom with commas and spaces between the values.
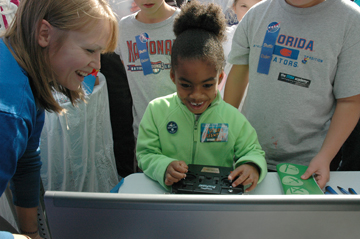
228, 163, 259, 192
165, 160, 188, 186
301, 94, 360, 188
232, 114, 267, 189
137, 105, 179, 189
223, 64, 249, 108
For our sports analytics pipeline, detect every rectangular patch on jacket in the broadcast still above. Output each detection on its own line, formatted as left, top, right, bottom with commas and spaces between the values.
200, 123, 228, 142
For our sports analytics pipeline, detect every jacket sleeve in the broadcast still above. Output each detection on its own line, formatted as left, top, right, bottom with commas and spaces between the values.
0, 112, 27, 197
136, 104, 176, 190
0, 112, 42, 207
233, 115, 267, 183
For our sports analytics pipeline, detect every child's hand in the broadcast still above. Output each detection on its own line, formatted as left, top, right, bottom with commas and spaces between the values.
228, 164, 259, 192
301, 154, 331, 189
165, 161, 188, 186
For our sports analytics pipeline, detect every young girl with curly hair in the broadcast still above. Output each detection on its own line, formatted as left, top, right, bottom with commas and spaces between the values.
136, 0, 267, 192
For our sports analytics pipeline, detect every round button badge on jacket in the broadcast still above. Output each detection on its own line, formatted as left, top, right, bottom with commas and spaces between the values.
167, 121, 178, 134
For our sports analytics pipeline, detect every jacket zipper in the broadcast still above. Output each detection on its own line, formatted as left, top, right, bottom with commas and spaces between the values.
189, 99, 218, 164
192, 116, 199, 164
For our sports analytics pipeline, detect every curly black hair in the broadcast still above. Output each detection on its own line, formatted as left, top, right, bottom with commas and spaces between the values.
171, 0, 227, 72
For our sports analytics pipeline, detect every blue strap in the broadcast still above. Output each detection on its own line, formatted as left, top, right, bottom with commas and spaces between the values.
257, 22, 281, 75
110, 178, 124, 193
135, 33, 153, 75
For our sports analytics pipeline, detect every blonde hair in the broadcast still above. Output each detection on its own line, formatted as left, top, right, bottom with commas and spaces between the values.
3, 0, 118, 113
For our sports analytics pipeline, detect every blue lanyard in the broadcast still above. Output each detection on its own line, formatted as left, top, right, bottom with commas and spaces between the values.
135, 32, 153, 75
257, 22, 281, 75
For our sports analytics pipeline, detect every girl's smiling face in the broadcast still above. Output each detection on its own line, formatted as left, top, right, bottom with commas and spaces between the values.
45, 19, 110, 91
170, 58, 223, 114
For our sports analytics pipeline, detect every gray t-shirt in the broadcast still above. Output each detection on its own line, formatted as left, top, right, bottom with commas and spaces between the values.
116, 9, 180, 137
228, 0, 360, 170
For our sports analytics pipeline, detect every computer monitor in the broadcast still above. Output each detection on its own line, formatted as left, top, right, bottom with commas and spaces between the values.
44, 191, 360, 239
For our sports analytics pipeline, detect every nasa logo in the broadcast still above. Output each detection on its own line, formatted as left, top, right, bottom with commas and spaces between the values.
267, 22, 280, 33
139, 33, 150, 43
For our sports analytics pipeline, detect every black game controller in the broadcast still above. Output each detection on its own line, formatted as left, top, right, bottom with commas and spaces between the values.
171, 164, 244, 194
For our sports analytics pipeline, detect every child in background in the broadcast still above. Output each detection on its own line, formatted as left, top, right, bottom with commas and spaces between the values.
232, 0, 262, 22
224, 0, 360, 188
220, 0, 262, 101
136, 0, 267, 192
223, 0, 263, 74
115, 0, 181, 138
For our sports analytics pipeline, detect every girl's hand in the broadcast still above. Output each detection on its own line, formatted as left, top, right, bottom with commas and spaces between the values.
165, 161, 188, 186
228, 164, 259, 192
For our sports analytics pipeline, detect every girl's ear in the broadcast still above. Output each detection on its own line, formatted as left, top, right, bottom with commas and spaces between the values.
170, 68, 176, 84
38, 19, 53, 47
